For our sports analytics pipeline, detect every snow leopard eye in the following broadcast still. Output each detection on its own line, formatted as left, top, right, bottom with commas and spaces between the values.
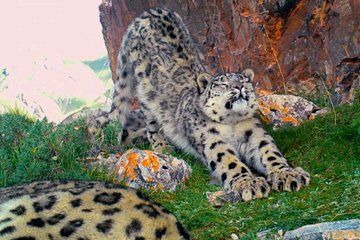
211, 83, 228, 90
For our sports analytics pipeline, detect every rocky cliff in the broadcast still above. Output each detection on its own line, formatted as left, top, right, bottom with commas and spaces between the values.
99, 0, 359, 103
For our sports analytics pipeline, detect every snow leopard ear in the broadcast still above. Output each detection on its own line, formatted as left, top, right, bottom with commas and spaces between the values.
241, 69, 254, 82
196, 73, 211, 94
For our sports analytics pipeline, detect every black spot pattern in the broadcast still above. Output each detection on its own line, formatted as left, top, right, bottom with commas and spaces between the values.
210, 161, 216, 171
259, 140, 269, 149
93, 192, 122, 205
169, 32, 176, 38
227, 149, 235, 155
121, 54, 127, 64
267, 156, 276, 161
81, 209, 93, 213
27, 218, 45, 228
70, 198, 82, 208
60, 219, 84, 237
221, 173, 227, 182
122, 70, 127, 78
135, 203, 160, 218
228, 162, 237, 169
274, 151, 282, 157
233, 173, 240, 179
68, 187, 87, 196
155, 227, 167, 239
217, 152, 225, 162
161, 207, 171, 214
241, 167, 248, 173
121, 129, 129, 142
176, 221, 190, 239
210, 142, 217, 150
145, 63, 151, 76
102, 208, 121, 216
47, 213, 66, 225
208, 128, 219, 134
12, 237, 36, 240
10, 205, 26, 215
0, 226, 15, 236
136, 190, 150, 201
0, 217, 12, 224
96, 219, 113, 234
244, 130, 253, 142
177, 45, 183, 53
32, 195, 57, 212
126, 219, 142, 237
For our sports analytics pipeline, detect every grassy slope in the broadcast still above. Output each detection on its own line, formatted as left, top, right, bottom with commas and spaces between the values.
0, 102, 359, 239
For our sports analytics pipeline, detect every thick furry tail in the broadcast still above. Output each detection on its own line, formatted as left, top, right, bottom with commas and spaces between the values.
89, 31, 135, 142
108, 63, 133, 129
107, 28, 139, 143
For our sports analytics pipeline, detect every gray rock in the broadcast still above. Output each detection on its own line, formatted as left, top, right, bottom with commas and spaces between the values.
89, 148, 192, 191
283, 219, 360, 240
258, 94, 329, 129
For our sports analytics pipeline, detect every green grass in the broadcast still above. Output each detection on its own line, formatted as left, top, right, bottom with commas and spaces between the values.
55, 97, 87, 115
0, 101, 359, 239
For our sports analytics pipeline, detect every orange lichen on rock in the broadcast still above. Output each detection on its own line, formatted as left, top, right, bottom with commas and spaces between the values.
257, 89, 273, 96
123, 151, 139, 180
92, 149, 192, 191
142, 150, 160, 172
258, 94, 328, 129
281, 115, 301, 125
258, 98, 271, 115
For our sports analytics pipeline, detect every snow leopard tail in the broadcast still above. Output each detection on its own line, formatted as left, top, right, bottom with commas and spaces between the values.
106, 27, 140, 142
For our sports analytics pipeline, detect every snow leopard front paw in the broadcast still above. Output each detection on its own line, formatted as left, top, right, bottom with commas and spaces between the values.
267, 167, 310, 192
228, 175, 271, 202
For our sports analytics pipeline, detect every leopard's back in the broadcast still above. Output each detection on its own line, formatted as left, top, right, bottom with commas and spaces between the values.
0, 180, 189, 240
109, 7, 207, 129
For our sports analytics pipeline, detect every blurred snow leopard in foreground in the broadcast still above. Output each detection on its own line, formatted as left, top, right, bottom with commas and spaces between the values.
96, 7, 310, 202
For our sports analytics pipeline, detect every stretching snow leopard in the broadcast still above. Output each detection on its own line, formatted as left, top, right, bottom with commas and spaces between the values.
96, 7, 310, 202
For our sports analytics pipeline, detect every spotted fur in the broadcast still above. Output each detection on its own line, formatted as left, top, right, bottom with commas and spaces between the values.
0, 180, 189, 240
98, 7, 310, 202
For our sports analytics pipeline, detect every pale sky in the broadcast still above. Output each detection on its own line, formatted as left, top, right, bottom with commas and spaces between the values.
0, 0, 109, 122
0, 0, 106, 65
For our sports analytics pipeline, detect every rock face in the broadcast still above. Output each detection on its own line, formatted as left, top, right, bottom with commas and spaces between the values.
99, 0, 359, 100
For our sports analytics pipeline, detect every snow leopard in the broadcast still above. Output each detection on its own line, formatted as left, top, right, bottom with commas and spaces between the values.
95, 7, 310, 202
0, 180, 189, 240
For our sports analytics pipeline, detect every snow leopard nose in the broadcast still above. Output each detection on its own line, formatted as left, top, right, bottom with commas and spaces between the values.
241, 87, 249, 101
233, 86, 248, 100
233, 86, 246, 98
